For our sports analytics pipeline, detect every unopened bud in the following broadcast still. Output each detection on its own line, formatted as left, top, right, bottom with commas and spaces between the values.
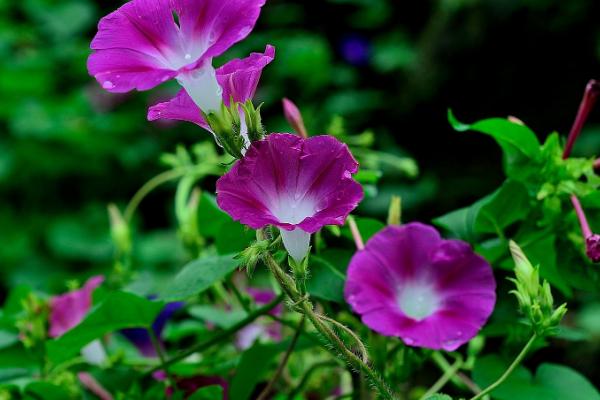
586, 234, 600, 263
241, 100, 266, 142
203, 104, 245, 159
387, 196, 402, 226
509, 240, 539, 297
283, 98, 308, 139
108, 204, 131, 256
235, 240, 270, 275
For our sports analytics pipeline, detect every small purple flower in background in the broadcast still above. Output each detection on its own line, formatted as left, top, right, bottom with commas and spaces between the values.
49, 275, 104, 338
340, 34, 371, 66
88, 0, 271, 139
344, 223, 496, 351
216, 133, 363, 262
49, 276, 107, 365
235, 288, 282, 349
121, 301, 184, 357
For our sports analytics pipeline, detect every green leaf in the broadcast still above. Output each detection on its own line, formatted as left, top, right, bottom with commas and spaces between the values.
535, 363, 600, 400
188, 306, 247, 329
24, 381, 72, 400
160, 254, 240, 301
472, 355, 554, 400
433, 197, 487, 242
46, 291, 163, 365
475, 180, 530, 234
229, 342, 282, 400
449, 110, 541, 160
197, 193, 230, 238
307, 255, 347, 303
473, 356, 600, 400
188, 385, 224, 400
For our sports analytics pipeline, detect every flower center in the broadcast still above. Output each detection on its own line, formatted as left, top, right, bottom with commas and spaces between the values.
271, 196, 316, 225
397, 282, 440, 321
176, 64, 223, 113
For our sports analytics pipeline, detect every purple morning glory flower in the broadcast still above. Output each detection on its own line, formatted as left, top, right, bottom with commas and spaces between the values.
344, 223, 496, 351
49, 276, 104, 338
147, 45, 275, 130
88, 0, 270, 132
121, 301, 184, 357
216, 133, 363, 262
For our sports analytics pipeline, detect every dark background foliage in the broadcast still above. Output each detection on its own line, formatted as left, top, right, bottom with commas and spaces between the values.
1, 0, 600, 384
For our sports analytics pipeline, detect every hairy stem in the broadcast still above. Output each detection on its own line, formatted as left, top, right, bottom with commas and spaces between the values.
469, 334, 537, 400
148, 328, 175, 387
263, 252, 397, 400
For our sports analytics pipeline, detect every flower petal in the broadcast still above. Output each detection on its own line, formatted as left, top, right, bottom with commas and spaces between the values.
217, 45, 275, 104
147, 89, 209, 128
88, 49, 178, 93
176, 0, 267, 65
49, 276, 104, 338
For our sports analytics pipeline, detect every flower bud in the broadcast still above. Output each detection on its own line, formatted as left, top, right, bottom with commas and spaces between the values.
108, 204, 131, 256
203, 103, 245, 159
586, 234, 600, 263
282, 98, 308, 139
241, 100, 266, 142
236, 240, 270, 275
387, 195, 402, 226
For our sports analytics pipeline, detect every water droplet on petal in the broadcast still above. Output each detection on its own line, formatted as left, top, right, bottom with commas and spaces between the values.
403, 337, 415, 345
102, 81, 114, 89
184, 53, 192, 60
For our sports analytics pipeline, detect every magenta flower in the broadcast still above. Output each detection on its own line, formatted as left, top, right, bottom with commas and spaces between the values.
148, 45, 275, 130
88, 0, 270, 134
344, 223, 496, 351
49, 276, 104, 338
216, 133, 363, 262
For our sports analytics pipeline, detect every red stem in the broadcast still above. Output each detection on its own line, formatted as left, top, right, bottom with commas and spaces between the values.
571, 195, 592, 239
562, 80, 600, 159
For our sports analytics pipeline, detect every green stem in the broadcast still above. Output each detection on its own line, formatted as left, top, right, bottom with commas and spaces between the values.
148, 328, 175, 387
146, 293, 284, 375
263, 253, 397, 400
469, 334, 537, 400
421, 355, 463, 399
256, 317, 305, 400
124, 168, 188, 222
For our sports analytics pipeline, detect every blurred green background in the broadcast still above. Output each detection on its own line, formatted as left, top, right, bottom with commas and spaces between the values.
1, 0, 600, 293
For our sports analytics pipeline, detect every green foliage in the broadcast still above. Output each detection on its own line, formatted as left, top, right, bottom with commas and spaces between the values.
473, 355, 600, 400
160, 254, 240, 301
46, 291, 163, 364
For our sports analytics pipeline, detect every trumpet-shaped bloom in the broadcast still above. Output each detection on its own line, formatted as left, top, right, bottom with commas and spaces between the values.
344, 223, 496, 351
88, 0, 268, 123
49, 276, 104, 338
216, 133, 363, 262
148, 45, 275, 128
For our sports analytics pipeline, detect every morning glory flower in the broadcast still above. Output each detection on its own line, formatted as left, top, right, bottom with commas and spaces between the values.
88, 0, 267, 115
216, 133, 363, 262
49, 276, 107, 365
49, 275, 104, 337
344, 223, 496, 351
